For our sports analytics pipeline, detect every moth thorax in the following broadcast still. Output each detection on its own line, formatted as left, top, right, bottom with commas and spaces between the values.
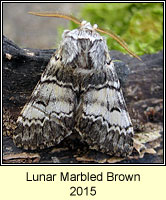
60, 27, 109, 70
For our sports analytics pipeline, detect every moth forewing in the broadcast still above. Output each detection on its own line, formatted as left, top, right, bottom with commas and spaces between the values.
14, 13, 134, 157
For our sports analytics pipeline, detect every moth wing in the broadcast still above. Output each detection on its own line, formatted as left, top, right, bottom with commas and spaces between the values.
14, 57, 76, 150
75, 62, 134, 157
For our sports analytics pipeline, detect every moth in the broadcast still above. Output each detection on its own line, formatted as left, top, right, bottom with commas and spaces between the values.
13, 12, 141, 157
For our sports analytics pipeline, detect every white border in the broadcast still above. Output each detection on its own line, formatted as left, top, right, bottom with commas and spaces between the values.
1, 1, 165, 166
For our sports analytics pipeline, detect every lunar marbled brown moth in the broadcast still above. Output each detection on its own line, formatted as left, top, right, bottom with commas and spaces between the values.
13, 12, 141, 157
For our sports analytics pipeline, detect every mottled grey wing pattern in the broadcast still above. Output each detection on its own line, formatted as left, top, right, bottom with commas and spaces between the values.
13, 57, 77, 150
14, 20, 134, 157
75, 62, 134, 157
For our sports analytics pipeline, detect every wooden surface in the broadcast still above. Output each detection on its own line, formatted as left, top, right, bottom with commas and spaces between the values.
3, 35, 163, 164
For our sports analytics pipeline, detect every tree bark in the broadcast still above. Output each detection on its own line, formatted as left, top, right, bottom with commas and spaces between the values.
2, 35, 163, 164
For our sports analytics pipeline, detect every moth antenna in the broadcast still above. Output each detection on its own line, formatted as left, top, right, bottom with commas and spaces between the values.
29, 12, 141, 61
96, 27, 142, 61
28, 12, 81, 25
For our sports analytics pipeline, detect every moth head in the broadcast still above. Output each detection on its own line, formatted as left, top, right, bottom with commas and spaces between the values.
80, 20, 98, 31
28, 11, 141, 61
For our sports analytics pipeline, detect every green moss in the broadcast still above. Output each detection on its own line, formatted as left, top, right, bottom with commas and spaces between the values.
69, 3, 163, 55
